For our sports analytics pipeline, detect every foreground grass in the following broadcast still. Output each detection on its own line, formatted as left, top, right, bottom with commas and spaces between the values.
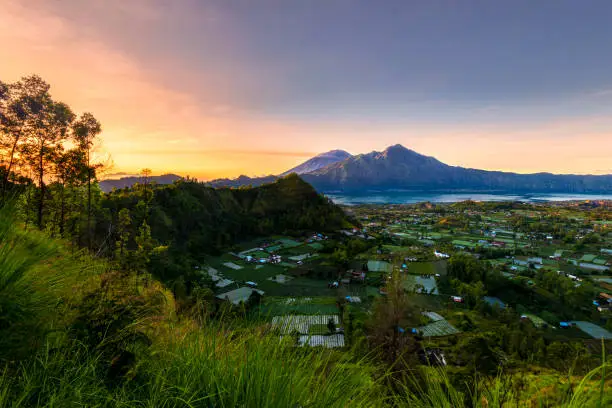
0, 329, 386, 407
0, 205, 610, 407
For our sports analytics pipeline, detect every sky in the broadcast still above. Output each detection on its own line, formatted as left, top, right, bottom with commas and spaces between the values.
1, 0, 611, 179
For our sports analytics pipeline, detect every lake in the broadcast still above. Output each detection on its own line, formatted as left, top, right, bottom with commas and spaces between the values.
325, 191, 612, 205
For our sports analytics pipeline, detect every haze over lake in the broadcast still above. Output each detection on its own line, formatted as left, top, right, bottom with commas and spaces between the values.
327, 192, 612, 205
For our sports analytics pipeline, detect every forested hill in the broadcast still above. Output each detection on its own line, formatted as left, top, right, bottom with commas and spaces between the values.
96, 174, 351, 280
99, 174, 181, 192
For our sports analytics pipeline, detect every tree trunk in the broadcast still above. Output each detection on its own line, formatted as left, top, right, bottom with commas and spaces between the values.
37, 144, 44, 229
59, 182, 65, 235
87, 149, 91, 249
1, 128, 23, 200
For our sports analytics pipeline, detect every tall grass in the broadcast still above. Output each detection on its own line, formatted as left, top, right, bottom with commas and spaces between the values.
392, 357, 611, 407
0, 327, 388, 407
0, 204, 610, 407
0, 203, 102, 361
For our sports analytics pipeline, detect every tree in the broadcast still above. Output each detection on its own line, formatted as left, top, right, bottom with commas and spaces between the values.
115, 208, 132, 269
52, 148, 88, 236
327, 317, 337, 333
139, 168, 153, 206
134, 220, 155, 273
368, 270, 420, 364
21, 95, 75, 229
72, 112, 102, 248
0, 76, 50, 199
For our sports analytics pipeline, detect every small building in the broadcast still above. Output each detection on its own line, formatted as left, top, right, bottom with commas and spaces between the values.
434, 250, 450, 259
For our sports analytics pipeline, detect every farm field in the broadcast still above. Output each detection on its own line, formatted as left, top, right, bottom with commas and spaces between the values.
419, 319, 460, 337
258, 297, 340, 316
407, 261, 447, 276
271, 314, 340, 334
404, 275, 439, 295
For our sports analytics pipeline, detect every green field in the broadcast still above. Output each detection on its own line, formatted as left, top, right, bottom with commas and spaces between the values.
407, 261, 447, 276
367, 260, 393, 273
419, 319, 460, 337
257, 297, 339, 316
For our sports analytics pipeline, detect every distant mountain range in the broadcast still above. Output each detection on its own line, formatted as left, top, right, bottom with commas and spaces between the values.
207, 149, 352, 188
99, 174, 182, 192
207, 144, 612, 194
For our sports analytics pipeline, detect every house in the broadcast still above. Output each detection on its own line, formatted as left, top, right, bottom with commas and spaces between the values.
216, 287, 264, 305
434, 250, 450, 259
451, 296, 463, 303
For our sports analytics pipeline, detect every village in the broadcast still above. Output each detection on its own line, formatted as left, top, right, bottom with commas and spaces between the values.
198, 200, 612, 350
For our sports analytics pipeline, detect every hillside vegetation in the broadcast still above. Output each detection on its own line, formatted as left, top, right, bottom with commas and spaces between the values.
1, 75, 610, 407
0, 206, 610, 407
93, 174, 352, 282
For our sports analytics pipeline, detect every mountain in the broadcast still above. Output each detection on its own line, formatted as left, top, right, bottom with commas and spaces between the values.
302, 144, 612, 193
208, 144, 612, 193
206, 149, 351, 188
280, 149, 352, 176
99, 174, 181, 192
207, 174, 278, 189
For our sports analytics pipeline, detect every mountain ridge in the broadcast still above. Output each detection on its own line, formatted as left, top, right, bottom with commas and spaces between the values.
99, 173, 182, 192
209, 144, 612, 193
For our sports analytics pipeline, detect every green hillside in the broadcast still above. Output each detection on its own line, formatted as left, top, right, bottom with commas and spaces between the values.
0, 206, 610, 407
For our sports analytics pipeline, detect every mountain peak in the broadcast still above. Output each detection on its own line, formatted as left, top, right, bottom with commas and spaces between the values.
382, 144, 419, 156
280, 149, 352, 176
384, 144, 409, 152
379, 144, 425, 160
317, 149, 351, 157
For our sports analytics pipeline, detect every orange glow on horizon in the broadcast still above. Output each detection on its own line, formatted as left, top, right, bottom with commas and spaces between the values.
1, 0, 610, 181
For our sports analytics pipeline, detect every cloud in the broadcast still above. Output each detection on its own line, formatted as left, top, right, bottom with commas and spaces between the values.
1, 0, 610, 179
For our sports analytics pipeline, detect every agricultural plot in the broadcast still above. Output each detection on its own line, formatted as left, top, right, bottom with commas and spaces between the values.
278, 238, 302, 248
404, 275, 439, 295
368, 260, 393, 273
483, 296, 506, 308
298, 334, 345, 348
258, 297, 339, 315
271, 314, 340, 334
418, 319, 460, 337
569, 321, 612, 340
288, 253, 314, 261
522, 314, 549, 328
422, 311, 445, 322
267, 274, 293, 284
308, 242, 324, 250
407, 261, 447, 276
452, 240, 477, 248
223, 262, 243, 270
